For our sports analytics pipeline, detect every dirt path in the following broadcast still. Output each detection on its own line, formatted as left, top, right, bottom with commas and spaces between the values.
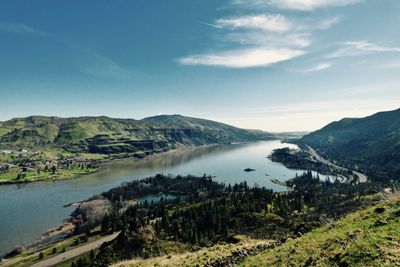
306, 145, 367, 183
31, 232, 120, 267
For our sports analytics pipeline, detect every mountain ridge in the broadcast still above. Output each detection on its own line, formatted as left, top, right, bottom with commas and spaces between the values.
298, 107, 400, 181
0, 114, 276, 156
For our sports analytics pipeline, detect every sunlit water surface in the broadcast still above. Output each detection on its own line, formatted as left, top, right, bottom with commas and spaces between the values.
0, 140, 326, 256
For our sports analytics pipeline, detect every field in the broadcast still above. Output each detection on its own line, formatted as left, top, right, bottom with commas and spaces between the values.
0, 166, 98, 184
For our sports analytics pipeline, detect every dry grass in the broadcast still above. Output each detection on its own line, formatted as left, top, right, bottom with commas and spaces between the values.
238, 193, 400, 267
113, 236, 271, 267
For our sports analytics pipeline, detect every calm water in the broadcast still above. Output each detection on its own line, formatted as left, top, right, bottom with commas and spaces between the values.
0, 140, 320, 256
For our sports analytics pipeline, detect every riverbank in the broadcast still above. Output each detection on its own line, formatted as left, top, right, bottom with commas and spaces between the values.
0, 140, 302, 257
1, 227, 119, 267
0, 167, 99, 185
269, 145, 367, 183
0, 143, 219, 185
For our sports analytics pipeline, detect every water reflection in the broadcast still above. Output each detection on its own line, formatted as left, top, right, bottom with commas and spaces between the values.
0, 140, 314, 256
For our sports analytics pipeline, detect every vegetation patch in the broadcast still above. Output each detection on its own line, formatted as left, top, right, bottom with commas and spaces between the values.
238, 193, 400, 267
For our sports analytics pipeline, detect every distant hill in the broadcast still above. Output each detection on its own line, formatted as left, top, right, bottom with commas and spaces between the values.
0, 115, 275, 156
299, 108, 400, 181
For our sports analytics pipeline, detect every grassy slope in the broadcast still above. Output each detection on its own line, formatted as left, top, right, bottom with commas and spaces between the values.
0, 115, 274, 150
0, 116, 129, 148
239, 195, 400, 267
111, 195, 400, 267
0, 115, 274, 184
113, 236, 270, 267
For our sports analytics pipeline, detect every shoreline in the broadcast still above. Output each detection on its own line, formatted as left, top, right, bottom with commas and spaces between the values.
0, 167, 99, 185
0, 144, 225, 257
1, 140, 275, 258
0, 143, 222, 186
269, 145, 366, 183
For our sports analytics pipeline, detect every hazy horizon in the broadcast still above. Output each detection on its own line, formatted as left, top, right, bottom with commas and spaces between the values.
1, 0, 400, 131
0, 107, 398, 133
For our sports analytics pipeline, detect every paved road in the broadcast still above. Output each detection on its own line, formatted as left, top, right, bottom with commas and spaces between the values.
306, 145, 367, 183
31, 232, 120, 267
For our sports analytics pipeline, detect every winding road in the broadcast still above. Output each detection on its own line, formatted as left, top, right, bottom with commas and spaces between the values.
306, 145, 367, 183
31, 232, 120, 267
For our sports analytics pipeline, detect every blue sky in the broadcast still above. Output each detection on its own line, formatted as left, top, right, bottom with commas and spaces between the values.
0, 0, 399, 131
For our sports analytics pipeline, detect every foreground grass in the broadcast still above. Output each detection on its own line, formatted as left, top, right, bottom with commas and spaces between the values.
113, 236, 271, 267
0, 167, 98, 184
238, 194, 400, 267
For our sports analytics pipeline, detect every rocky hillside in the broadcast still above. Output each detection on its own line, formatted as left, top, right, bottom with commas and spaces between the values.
0, 115, 275, 156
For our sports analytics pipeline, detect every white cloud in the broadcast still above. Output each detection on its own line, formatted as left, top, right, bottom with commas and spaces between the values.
233, 0, 363, 11
179, 15, 338, 68
216, 14, 292, 33
178, 48, 304, 68
270, 0, 363, 10
328, 40, 400, 58
179, 2, 340, 69
0, 22, 50, 37
223, 32, 312, 48
290, 62, 332, 73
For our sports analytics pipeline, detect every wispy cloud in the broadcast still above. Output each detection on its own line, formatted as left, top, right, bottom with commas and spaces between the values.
179, 10, 339, 69
233, 0, 363, 11
290, 62, 332, 73
198, 21, 223, 29
80, 54, 132, 80
314, 17, 341, 30
178, 48, 304, 68
215, 14, 292, 33
328, 40, 400, 58
222, 32, 312, 48
0, 22, 50, 37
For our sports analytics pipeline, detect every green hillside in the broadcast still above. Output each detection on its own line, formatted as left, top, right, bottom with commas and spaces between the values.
0, 115, 275, 155
299, 108, 400, 181
239, 193, 400, 267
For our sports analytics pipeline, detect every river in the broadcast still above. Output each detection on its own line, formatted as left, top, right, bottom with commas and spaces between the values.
0, 140, 324, 256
